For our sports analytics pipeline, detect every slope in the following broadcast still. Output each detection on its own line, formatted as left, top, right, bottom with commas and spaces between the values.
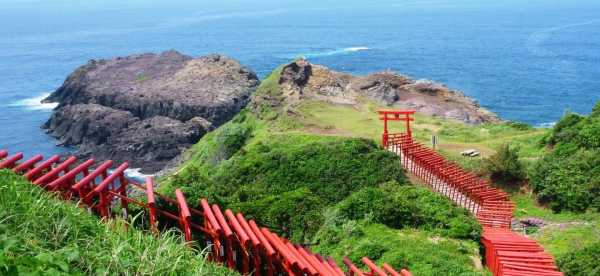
0, 169, 237, 276
159, 61, 491, 275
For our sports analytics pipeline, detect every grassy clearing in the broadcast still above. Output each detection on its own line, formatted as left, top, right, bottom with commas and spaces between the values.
296, 100, 549, 159
512, 192, 600, 258
0, 170, 237, 276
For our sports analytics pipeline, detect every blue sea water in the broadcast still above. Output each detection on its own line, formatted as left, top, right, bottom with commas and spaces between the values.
1, 0, 600, 161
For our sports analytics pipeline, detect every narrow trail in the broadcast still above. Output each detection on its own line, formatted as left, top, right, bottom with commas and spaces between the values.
386, 133, 563, 276
0, 148, 411, 276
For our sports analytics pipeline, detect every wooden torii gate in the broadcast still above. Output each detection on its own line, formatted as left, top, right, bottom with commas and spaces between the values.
379, 110, 415, 148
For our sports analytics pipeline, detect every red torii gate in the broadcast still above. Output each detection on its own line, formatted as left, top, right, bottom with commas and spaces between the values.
379, 110, 415, 148
378, 109, 563, 276
0, 148, 414, 276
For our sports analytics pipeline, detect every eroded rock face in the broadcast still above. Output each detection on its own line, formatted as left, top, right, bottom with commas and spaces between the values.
44, 51, 259, 173
273, 59, 499, 124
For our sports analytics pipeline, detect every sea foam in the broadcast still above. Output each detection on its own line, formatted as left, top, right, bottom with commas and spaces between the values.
125, 168, 154, 182
296, 46, 370, 58
9, 93, 58, 111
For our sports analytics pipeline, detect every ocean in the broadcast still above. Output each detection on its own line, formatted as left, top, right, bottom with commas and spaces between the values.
1, 0, 600, 162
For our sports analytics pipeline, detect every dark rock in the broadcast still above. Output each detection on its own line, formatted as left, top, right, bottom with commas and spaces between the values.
279, 59, 312, 88
44, 51, 259, 173
520, 217, 545, 227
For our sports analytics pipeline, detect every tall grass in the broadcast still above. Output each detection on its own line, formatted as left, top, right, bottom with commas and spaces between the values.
0, 170, 237, 275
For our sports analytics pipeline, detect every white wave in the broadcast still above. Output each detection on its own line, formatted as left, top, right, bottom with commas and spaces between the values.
125, 168, 154, 182
536, 122, 556, 128
8, 93, 58, 111
344, 46, 370, 52
525, 19, 599, 80
526, 19, 600, 57
296, 46, 370, 58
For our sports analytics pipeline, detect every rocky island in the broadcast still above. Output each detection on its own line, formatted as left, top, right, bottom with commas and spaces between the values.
43, 50, 259, 173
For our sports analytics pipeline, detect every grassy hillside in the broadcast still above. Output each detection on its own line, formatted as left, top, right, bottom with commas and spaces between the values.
159, 66, 488, 275
159, 59, 599, 275
297, 93, 600, 273
0, 170, 237, 276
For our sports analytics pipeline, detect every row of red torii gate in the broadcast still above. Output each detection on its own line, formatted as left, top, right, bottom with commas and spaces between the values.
379, 110, 563, 276
0, 110, 563, 276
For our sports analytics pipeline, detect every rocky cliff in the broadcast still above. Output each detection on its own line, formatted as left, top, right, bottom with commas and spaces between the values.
44, 51, 259, 173
256, 59, 499, 124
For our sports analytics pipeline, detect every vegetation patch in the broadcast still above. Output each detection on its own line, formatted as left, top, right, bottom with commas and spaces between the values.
312, 221, 486, 276
334, 182, 481, 240
530, 102, 600, 213
557, 241, 600, 275
0, 170, 236, 276
482, 143, 526, 186
162, 114, 408, 241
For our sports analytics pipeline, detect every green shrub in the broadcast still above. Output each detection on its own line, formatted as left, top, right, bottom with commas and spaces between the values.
231, 188, 324, 241
0, 170, 236, 275
506, 121, 533, 131
162, 131, 408, 243
557, 242, 600, 275
546, 113, 584, 146
531, 102, 600, 213
483, 144, 525, 185
335, 184, 481, 240
312, 221, 485, 276
211, 137, 406, 203
530, 149, 600, 212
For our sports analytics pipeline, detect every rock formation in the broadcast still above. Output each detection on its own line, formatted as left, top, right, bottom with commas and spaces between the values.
263, 59, 499, 124
43, 51, 259, 173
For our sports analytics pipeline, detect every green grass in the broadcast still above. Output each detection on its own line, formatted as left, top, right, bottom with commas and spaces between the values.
136, 74, 148, 82
295, 96, 600, 267
296, 100, 549, 159
512, 192, 600, 258
0, 170, 237, 276
557, 241, 600, 276
313, 221, 488, 276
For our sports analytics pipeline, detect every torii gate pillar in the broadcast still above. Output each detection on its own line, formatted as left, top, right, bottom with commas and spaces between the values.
379, 110, 416, 148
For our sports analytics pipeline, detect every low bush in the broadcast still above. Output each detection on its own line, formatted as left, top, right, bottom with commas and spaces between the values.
335, 183, 481, 240
530, 148, 600, 212
483, 143, 525, 185
0, 170, 236, 275
312, 220, 485, 276
531, 102, 600, 213
557, 242, 600, 275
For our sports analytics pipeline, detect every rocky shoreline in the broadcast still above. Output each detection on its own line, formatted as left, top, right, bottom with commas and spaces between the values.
43, 53, 499, 173
43, 51, 259, 173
